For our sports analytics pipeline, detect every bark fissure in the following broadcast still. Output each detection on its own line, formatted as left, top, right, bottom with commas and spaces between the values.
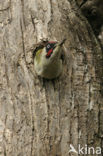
0, 0, 103, 156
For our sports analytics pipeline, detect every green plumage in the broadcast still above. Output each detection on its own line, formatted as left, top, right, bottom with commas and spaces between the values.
33, 39, 66, 79
35, 49, 42, 63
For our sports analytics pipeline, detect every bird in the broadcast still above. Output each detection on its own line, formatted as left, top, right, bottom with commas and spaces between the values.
33, 39, 66, 79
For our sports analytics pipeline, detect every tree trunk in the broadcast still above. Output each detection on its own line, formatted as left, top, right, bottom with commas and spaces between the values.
0, 0, 103, 156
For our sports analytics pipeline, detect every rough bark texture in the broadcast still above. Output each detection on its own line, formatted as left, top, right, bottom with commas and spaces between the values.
0, 0, 103, 156
78, 0, 103, 36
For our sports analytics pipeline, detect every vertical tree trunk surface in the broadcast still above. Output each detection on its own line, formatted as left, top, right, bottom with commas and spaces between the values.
0, 0, 103, 156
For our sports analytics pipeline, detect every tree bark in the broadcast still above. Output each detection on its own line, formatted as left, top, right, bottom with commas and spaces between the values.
0, 0, 103, 156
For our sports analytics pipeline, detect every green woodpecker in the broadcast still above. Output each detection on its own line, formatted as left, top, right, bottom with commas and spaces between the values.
33, 39, 66, 79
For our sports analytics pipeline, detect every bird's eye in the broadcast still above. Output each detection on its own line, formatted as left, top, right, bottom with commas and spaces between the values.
47, 44, 50, 49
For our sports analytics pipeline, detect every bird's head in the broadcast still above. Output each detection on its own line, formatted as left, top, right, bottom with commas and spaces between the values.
33, 39, 66, 62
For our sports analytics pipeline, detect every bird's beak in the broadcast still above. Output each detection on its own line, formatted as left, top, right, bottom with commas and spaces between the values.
59, 38, 66, 46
